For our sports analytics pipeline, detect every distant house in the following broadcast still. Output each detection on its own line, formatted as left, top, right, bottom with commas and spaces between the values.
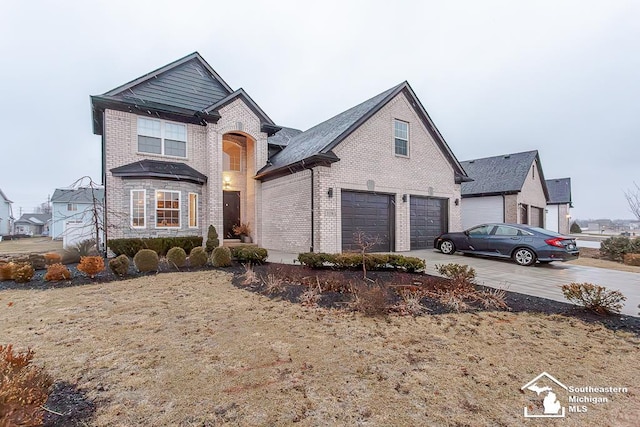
545, 178, 572, 234
460, 150, 549, 230
51, 187, 105, 242
0, 188, 14, 236
14, 213, 51, 236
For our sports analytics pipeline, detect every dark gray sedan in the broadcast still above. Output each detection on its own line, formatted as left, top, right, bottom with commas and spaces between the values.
433, 223, 580, 266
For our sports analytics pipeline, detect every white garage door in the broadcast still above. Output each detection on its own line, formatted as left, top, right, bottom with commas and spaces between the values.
461, 196, 503, 230
546, 205, 559, 232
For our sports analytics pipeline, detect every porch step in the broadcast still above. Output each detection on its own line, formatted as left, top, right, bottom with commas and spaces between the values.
223, 239, 257, 248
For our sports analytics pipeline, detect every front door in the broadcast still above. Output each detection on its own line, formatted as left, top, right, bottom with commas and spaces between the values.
223, 191, 240, 239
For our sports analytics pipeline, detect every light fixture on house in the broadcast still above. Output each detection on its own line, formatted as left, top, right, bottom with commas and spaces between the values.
327, 188, 333, 198
454, 198, 459, 206
223, 176, 231, 189
402, 194, 407, 202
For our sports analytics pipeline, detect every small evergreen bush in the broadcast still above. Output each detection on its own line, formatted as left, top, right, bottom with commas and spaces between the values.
599, 236, 638, 262
27, 254, 46, 270
205, 225, 219, 254
108, 254, 130, 277
133, 249, 159, 273
13, 263, 34, 283
44, 263, 72, 281
107, 236, 202, 257
570, 221, 582, 233
230, 246, 268, 264
211, 247, 232, 267
166, 247, 187, 268
77, 256, 106, 278
561, 282, 626, 315
188, 247, 208, 268
0, 262, 16, 281
44, 253, 61, 265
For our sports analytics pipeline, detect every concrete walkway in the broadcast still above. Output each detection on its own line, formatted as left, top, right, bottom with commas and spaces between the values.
267, 250, 640, 317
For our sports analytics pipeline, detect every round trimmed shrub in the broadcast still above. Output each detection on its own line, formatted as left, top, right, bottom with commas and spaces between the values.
109, 254, 130, 277
14, 263, 35, 283
211, 247, 232, 268
166, 247, 187, 268
189, 247, 208, 268
133, 249, 159, 273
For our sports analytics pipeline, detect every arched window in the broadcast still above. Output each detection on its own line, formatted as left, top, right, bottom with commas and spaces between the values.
223, 140, 241, 171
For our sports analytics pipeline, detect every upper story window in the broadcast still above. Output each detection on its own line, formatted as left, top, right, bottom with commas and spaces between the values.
223, 140, 241, 171
394, 120, 409, 156
138, 117, 187, 158
67, 203, 77, 211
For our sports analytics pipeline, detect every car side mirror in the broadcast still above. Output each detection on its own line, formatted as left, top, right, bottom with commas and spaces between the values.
463, 230, 469, 236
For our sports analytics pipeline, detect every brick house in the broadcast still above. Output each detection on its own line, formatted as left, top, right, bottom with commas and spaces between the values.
459, 150, 549, 230
91, 52, 469, 253
545, 178, 572, 234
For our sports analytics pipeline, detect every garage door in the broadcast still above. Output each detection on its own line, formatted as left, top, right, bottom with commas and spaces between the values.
341, 191, 394, 252
546, 205, 559, 232
410, 197, 448, 249
461, 196, 503, 230
530, 206, 544, 227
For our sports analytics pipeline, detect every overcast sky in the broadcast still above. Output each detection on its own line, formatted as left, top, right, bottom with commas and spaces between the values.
1, 0, 638, 220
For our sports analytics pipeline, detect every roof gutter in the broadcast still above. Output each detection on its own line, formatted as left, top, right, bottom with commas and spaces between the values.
255, 152, 340, 182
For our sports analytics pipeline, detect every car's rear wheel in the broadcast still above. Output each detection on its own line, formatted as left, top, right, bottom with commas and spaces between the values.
439, 240, 456, 255
513, 248, 536, 266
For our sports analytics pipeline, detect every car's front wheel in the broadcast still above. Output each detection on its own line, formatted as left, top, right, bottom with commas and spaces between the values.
513, 248, 536, 266
439, 240, 456, 255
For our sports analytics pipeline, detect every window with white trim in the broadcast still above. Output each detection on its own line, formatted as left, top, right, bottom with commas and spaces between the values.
138, 117, 187, 157
394, 120, 409, 156
67, 203, 77, 211
156, 191, 180, 228
188, 193, 198, 228
130, 190, 146, 228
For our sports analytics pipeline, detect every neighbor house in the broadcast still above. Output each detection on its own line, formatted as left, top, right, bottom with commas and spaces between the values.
91, 52, 469, 253
14, 213, 51, 236
545, 177, 572, 234
0, 187, 14, 236
51, 187, 105, 244
459, 150, 549, 230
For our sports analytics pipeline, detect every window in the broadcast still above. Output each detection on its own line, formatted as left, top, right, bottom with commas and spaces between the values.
138, 117, 186, 157
493, 226, 520, 236
394, 120, 409, 156
468, 225, 493, 235
223, 140, 241, 171
156, 191, 180, 228
67, 203, 77, 211
130, 190, 146, 228
188, 193, 198, 228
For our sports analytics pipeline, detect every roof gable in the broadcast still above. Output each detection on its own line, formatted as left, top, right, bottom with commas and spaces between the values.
256, 82, 468, 182
546, 178, 572, 204
461, 150, 548, 197
0, 188, 12, 203
15, 213, 51, 225
51, 187, 105, 204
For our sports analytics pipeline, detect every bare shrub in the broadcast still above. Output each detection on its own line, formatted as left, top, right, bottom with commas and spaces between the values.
350, 283, 388, 316
0, 344, 53, 426
262, 273, 285, 295
299, 281, 322, 307
240, 263, 258, 286
353, 231, 383, 280
392, 289, 428, 316
475, 287, 509, 310
561, 282, 626, 315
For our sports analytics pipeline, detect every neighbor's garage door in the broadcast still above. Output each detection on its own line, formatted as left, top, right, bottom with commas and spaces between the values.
341, 191, 394, 252
530, 206, 544, 227
410, 196, 448, 249
461, 195, 503, 230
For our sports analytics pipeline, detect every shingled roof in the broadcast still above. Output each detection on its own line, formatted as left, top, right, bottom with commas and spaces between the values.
268, 127, 303, 147
460, 150, 549, 199
91, 52, 280, 136
256, 82, 469, 182
110, 159, 207, 185
51, 187, 105, 204
546, 178, 572, 205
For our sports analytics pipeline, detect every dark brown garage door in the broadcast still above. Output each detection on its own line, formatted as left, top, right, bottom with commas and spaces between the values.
410, 196, 448, 249
341, 191, 394, 252
530, 206, 544, 227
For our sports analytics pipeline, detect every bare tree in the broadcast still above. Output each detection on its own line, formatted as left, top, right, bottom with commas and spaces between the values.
625, 182, 640, 221
353, 231, 382, 280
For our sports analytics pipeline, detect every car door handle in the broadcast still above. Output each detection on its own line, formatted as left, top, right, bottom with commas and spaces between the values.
511, 237, 520, 240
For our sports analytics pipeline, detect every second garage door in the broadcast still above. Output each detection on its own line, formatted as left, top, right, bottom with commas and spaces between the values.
341, 191, 394, 252
410, 196, 448, 249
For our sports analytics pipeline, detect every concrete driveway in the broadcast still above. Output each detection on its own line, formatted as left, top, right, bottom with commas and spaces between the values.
267, 249, 640, 317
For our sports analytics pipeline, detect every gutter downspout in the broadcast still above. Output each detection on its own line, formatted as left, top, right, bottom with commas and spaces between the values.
310, 168, 314, 253
502, 193, 506, 222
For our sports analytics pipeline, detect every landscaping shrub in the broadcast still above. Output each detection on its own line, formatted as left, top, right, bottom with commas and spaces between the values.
297, 252, 336, 268
240, 263, 258, 286
205, 225, 219, 254
297, 252, 425, 273
13, 263, 34, 283
188, 246, 208, 268
107, 236, 202, 257
108, 254, 130, 277
63, 239, 99, 264
44, 253, 62, 266
211, 247, 232, 267
27, 254, 46, 270
436, 263, 477, 283
350, 284, 388, 316
299, 284, 322, 307
262, 273, 285, 294
77, 256, 106, 278
391, 256, 425, 273
230, 246, 268, 264
623, 253, 640, 266
0, 262, 17, 281
392, 289, 427, 316
599, 236, 640, 262
133, 249, 159, 273
430, 263, 507, 312
570, 221, 582, 233
561, 282, 626, 315
0, 344, 53, 427
166, 247, 187, 268
44, 263, 72, 281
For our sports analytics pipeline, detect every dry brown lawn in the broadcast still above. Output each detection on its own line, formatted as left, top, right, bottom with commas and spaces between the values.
0, 237, 62, 257
1, 271, 639, 426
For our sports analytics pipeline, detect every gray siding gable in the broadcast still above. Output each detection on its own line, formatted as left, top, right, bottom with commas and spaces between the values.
51, 188, 105, 204
546, 177, 572, 204
461, 150, 548, 198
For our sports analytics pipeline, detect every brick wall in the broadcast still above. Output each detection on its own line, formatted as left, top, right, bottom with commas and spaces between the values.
516, 159, 548, 226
